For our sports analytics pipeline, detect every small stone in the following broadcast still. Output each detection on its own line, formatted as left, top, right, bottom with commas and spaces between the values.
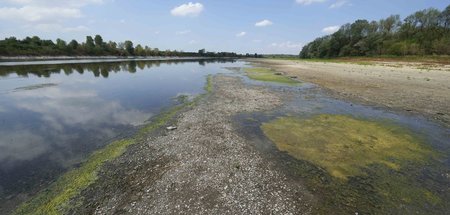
166, 126, 177, 131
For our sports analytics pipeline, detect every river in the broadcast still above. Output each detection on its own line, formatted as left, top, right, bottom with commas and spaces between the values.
0, 59, 238, 212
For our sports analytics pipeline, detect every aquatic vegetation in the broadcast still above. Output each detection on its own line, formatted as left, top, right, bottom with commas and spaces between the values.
244, 67, 300, 85
261, 114, 445, 213
261, 114, 436, 180
15, 139, 135, 215
204, 74, 213, 93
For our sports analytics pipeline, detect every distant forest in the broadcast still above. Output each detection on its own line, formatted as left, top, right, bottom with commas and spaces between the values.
300, 5, 450, 58
0, 35, 240, 57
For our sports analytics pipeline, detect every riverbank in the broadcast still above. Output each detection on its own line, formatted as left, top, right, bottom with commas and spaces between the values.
250, 58, 450, 127
63, 75, 314, 214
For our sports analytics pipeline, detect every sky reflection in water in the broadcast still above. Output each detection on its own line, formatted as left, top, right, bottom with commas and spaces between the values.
0, 59, 237, 201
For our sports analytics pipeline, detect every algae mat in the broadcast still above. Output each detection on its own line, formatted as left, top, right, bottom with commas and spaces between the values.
244, 67, 300, 85
261, 114, 447, 214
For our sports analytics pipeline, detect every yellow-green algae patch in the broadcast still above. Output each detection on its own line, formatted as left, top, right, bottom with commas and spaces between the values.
244, 67, 300, 85
261, 114, 444, 213
261, 114, 436, 180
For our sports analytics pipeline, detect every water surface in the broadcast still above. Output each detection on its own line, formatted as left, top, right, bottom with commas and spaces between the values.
0, 59, 238, 211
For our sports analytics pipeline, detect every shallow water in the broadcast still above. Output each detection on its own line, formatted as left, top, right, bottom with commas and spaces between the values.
0, 59, 238, 210
231, 66, 450, 214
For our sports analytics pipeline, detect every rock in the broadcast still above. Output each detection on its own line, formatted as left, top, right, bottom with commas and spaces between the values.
166, 126, 177, 131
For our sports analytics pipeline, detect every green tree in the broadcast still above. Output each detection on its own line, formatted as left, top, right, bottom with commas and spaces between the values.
85, 36, 95, 54
56, 38, 66, 48
379, 15, 401, 34
94, 35, 103, 47
135, 44, 145, 56
440, 5, 450, 28
68, 40, 79, 50
300, 4, 450, 58
123, 40, 134, 55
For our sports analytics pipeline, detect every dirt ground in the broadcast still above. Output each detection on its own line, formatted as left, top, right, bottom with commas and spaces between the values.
250, 59, 450, 127
68, 75, 314, 215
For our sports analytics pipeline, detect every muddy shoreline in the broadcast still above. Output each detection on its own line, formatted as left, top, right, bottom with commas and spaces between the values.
249, 59, 450, 128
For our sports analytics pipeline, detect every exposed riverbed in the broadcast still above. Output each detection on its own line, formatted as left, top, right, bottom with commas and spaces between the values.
2, 59, 449, 214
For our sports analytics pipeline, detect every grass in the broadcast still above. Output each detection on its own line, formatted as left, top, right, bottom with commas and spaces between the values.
244, 67, 300, 85
15, 74, 214, 215
261, 114, 444, 214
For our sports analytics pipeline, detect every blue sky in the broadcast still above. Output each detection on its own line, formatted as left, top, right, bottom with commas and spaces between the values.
0, 0, 448, 54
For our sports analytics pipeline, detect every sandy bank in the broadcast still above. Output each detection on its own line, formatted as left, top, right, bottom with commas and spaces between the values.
250, 59, 450, 127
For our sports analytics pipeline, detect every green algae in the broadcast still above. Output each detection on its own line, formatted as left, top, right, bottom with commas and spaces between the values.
261, 114, 445, 214
244, 67, 300, 85
261, 114, 436, 180
15, 139, 135, 215
15, 75, 215, 215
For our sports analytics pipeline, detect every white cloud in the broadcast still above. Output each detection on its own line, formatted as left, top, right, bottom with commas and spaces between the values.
29, 23, 89, 32
255, 19, 273, 27
270, 41, 303, 49
265, 41, 304, 54
329, 0, 350, 9
3, 0, 105, 7
295, 0, 326, 5
253, 39, 263, 43
60, 25, 89, 32
176, 30, 191, 35
0, 6, 82, 22
171, 2, 204, 17
236, 31, 246, 37
0, 0, 104, 33
322, 25, 340, 34
189, 40, 197, 44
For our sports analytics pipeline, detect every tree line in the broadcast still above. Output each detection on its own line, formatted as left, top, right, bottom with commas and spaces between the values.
0, 35, 240, 57
300, 5, 450, 58
0, 59, 236, 78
